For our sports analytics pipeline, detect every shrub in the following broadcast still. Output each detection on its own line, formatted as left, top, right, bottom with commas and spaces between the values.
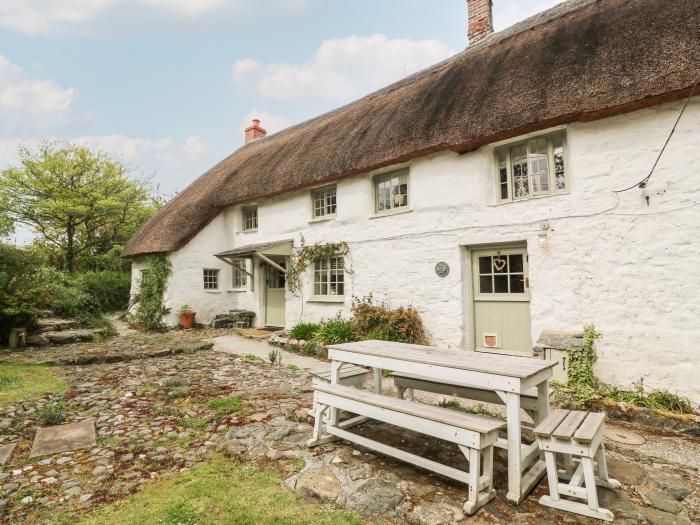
39, 402, 67, 425
314, 315, 354, 345
302, 342, 319, 356
351, 295, 426, 344
289, 322, 320, 341
79, 271, 131, 312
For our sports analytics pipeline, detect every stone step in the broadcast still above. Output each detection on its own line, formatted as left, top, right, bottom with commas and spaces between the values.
43, 328, 105, 345
36, 318, 81, 333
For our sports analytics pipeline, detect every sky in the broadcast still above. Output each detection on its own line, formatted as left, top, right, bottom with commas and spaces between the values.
0, 0, 560, 216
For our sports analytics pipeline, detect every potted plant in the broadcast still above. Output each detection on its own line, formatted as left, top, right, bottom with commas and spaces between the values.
178, 304, 196, 329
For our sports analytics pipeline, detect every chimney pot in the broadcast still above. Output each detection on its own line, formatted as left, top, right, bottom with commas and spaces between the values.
244, 118, 267, 144
467, 0, 494, 46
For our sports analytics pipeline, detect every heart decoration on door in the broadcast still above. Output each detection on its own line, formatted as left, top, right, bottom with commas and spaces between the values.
493, 257, 507, 272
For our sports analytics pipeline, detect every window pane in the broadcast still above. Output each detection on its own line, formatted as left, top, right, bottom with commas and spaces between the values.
553, 135, 566, 190
479, 275, 493, 293
509, 274, 525, 293
508, 254, 523, 273
511, 145, 529, 199
478, 256, 492, 274
376, 170, 408, 211
497, 150, 509, 200
528, 138, 549, 194
494, 275, 508, 293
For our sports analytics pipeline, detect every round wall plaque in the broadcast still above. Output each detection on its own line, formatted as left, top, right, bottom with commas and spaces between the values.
435, 261, 450, 278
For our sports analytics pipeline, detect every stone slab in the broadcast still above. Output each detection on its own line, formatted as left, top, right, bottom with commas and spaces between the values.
0, 443, 17, 468
29, 419, 96, 458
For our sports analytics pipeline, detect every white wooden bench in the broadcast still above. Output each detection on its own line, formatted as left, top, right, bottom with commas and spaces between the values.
311, 364, 369, 387
534, 409, 620, 522
309, 382, 505, 515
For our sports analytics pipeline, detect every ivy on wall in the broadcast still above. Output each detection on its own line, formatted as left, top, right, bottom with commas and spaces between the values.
130, 255, 172, 331
286, 236, 350, 293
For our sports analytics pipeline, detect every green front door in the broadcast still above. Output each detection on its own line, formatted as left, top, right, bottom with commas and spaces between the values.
265, 260, 286, 328
472, 246, 532, 356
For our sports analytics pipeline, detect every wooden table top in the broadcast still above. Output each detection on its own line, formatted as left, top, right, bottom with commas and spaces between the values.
328, 340, 556, 380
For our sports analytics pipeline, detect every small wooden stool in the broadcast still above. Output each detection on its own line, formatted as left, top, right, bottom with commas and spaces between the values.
534, 409, 620, 522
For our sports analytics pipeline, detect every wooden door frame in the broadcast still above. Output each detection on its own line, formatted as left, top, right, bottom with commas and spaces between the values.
462, 241, 530, 352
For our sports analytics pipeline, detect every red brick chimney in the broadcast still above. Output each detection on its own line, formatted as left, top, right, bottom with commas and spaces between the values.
244, 118, 267, 144
467, 0, 494, 45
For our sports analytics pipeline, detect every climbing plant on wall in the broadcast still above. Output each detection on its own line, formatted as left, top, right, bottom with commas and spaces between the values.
130, 255, 172, 331
286, 236, 350, 293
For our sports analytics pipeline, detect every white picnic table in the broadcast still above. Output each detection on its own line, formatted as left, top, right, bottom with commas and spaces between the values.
326, 340, 557, 504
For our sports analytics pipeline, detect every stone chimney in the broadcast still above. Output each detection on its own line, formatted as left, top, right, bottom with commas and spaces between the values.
244, 118, 267, 144
467, 0, 494, 45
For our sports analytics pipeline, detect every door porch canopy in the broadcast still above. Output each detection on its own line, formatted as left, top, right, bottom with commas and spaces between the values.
215, 239, 293, 274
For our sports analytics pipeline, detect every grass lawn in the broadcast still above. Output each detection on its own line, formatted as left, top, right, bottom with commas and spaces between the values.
0, 362, 68, 405
69, 456, 367, 525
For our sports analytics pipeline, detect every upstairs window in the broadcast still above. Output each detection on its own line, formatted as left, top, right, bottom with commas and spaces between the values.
312, 185, 337, 219
203, 268, 219, 290
242, 206, 258, 231
495, 132, 567, 202
374, 169, 409, 214
313, 255, 345, 297
231, 259, 248, 289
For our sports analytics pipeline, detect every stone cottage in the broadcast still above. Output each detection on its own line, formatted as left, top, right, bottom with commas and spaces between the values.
124, 0, 700, 401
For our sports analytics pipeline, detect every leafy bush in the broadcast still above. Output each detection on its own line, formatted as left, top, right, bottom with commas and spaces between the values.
351, 295, 426, 344
289, 322, 320, 341
314, 315, 354, 345
602, 384, 693, 414
79, 271, 131, 312
39, 402, 67, 425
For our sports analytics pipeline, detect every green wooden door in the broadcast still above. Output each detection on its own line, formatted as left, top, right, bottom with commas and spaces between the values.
265, 261, 286, 328
472, 247, 532, 356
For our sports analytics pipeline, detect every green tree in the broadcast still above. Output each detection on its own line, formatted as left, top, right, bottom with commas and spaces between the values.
0, 142, 160, 272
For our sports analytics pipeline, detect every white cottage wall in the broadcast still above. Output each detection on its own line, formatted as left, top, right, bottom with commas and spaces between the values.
130, 99, 700, 401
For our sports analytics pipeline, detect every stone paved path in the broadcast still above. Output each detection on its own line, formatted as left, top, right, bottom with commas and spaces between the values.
0, 332, 697, 525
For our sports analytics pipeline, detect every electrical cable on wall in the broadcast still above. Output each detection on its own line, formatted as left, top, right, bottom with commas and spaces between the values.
613, 79, 699, 193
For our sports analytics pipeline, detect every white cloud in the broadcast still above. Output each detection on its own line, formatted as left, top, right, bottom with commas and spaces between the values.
232, 34, 455, 102
239, 109, 291, 138
0, 55, 76, 134
0, 134, 218, 194
0, 0, 313, 36
493, 0, 563, 31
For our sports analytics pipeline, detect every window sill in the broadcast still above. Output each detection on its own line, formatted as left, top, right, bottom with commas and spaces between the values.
308, 215, 336, 224
307, 296, 345, 303
492, 191, 570, 206
227, 288, 249, 293
203, 290, 222, 294
239, 229, 258, 233
370, 207, 413, 219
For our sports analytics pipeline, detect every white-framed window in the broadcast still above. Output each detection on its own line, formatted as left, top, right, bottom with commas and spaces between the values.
374, 168, 409, 214
312, 185, 337, 219
203, 268, 219, 290
313, 255, 344, 297
494, 132, 567, 202
231, 259, 248, 289
242, 206, 258, 231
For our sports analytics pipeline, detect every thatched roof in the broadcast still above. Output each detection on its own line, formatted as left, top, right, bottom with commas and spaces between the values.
123, 0, 700, 257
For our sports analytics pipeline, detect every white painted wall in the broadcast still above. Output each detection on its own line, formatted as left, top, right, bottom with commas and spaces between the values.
130, 99, 700, 401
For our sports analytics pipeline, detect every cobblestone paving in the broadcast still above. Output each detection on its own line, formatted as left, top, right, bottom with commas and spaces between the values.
1, 334, 698, 525
0, 343, 311, 524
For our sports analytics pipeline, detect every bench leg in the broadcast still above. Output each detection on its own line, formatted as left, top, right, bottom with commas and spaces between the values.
461, 445, 495, 515
595, 443, 621, 489
397, 386, 406, 399
307, 404, 329, 447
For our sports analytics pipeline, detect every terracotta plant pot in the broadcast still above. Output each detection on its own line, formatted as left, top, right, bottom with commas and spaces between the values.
180, 311, 196, 329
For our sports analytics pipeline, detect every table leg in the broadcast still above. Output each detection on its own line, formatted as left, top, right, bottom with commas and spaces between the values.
506, 391, 522, 503
372, 367, 382, 394
330, 360, 342, 426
